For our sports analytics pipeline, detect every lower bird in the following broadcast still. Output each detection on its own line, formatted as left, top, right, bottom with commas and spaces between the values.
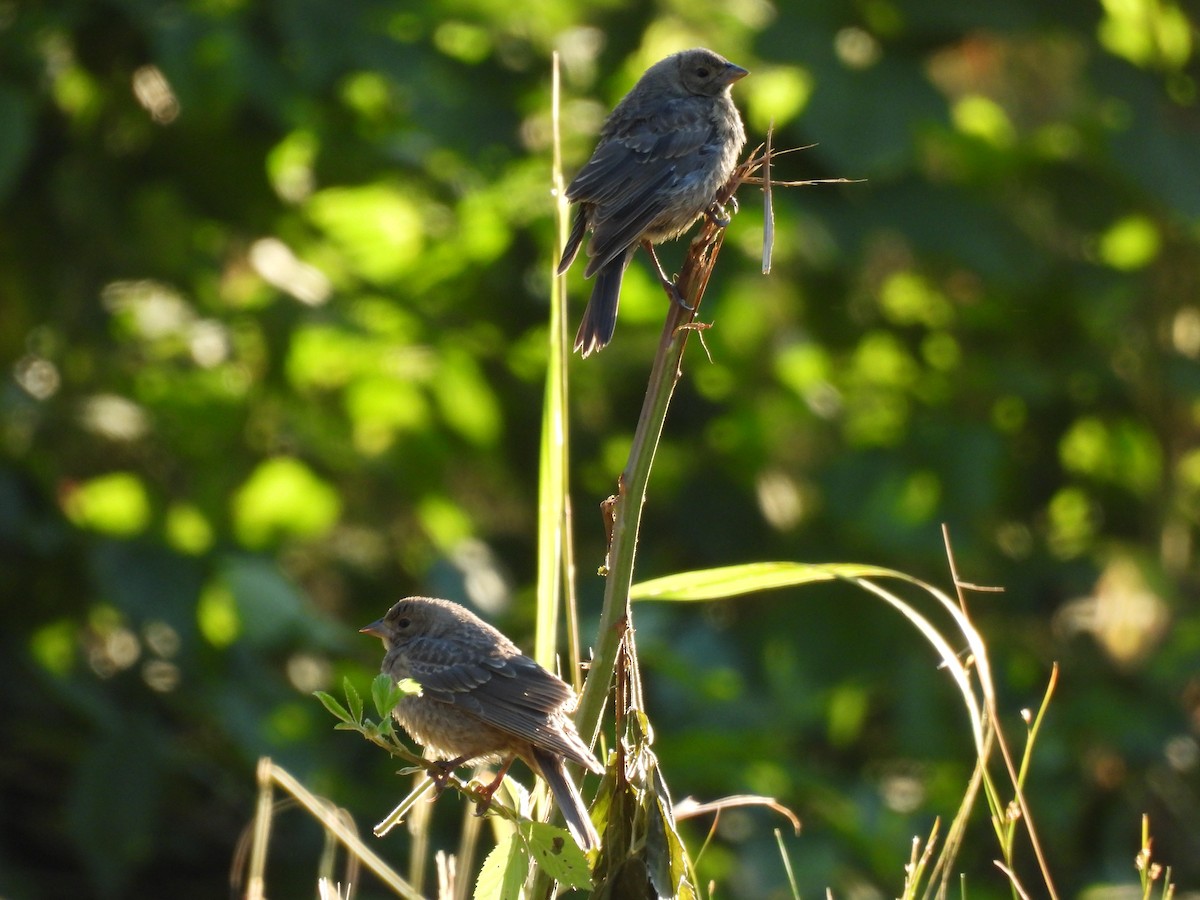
360, 595, 602, 850
558, 47, 748, 356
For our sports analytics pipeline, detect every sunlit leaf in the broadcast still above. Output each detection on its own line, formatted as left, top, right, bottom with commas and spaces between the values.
519, 821, 592, 889
197, 582, 240, 647
306, 182, 424, 282
372, 672, 419, 718
631, 562, 906, 602
165, 503, 214, 555
231, 457, 341, 548
474, 832, 527, 900
62, 472, 152, 537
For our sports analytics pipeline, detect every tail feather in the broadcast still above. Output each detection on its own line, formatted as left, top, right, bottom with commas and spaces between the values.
574, 248, 632, 357
557, 208, 588, 275
531, 747, 600, 851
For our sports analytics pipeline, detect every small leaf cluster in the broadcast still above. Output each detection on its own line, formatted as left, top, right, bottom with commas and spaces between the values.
314, 675, 423, 760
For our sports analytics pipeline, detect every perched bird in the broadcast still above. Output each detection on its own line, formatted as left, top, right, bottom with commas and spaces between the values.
360, 596, 603, 851
558, 48, 748, 356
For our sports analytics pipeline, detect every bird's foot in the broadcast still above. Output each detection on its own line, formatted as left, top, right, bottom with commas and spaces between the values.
427, 757, 466, 796
706, 197, 738, 228
471, 758, 515, 816
470, 792, 499, 820
666, 279, 694, 312
641, 240, 694, 311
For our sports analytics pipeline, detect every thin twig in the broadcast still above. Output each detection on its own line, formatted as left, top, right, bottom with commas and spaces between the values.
942, 524, 1060, 900
762, 122, 774, 274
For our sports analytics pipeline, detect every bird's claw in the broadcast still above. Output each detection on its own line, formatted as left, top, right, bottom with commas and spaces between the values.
427, 758, 463, 796
706, 198, 737, 228
670, 281, 695, 312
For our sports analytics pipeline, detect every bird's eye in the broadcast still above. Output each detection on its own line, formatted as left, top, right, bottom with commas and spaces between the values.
696, 67, 711, 78
395, 616, 411, 630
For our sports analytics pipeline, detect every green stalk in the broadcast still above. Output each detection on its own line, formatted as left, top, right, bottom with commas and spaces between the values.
574, 215, 731, 745
535, 52, 573, 674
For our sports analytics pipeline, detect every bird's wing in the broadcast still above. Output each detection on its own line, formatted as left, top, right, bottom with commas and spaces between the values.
404, 640, 597, 767
566, 98, 718, 273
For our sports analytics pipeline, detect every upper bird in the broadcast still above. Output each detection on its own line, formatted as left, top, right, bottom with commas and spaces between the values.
361, 596, 603, 851
558, 48, 748, 357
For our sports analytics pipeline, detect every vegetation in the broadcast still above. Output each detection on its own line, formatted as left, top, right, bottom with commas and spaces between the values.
1, 0, 1198, 897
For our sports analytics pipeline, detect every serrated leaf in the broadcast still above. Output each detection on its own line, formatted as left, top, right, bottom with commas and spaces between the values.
499, 774, 530, 813
372, 672, 395, 717
520, 821, 592, 889
313, 690, 352, 724
475, 832, 528, 900
676, 875, 699, 900
372, 672, 420, 718
343, 676, 363, 723
630, 561, 906, 602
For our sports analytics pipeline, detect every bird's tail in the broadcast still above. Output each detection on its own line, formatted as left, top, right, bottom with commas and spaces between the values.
531, 746, 600, 851
557, 208, 587, 275
574, 249, 631, 357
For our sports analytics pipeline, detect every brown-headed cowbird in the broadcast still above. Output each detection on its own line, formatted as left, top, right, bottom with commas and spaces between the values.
558, 48, 748, 356
360, 596, 603, 850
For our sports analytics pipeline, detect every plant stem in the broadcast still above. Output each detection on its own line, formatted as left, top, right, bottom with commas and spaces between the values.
575, 213, 730, 745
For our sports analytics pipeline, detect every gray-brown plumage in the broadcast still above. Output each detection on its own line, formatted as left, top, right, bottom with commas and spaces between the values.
558, 48, 748, 356
360, 596, 602, 850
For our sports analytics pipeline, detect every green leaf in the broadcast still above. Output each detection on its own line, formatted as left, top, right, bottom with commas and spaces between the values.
534, 179, 572, 671
343, 676, 363, 724
520, 821, 593, 890
231, 457, 341, 548
630, 562, 906, 602
371, 671, 417, 717
474, 832, 528, 900
644, 773, 682, 898
313, 690, 352, 724
371, 674, 391, 715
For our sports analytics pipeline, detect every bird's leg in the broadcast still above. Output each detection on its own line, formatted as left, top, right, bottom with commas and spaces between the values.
641, 240, 694, 311
427, 756, 469, 795
472, 756, 516, 817
705, 196, 738, 228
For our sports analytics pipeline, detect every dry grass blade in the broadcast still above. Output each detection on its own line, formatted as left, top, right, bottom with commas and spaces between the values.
762, 122, 774, 274
239, 757, 423, 900
373, 775, 436, 837
943, 525, 1060, 900
674, 793, 801, 834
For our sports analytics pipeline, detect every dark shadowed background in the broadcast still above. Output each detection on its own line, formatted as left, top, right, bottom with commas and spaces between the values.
1, 0, 1198, 897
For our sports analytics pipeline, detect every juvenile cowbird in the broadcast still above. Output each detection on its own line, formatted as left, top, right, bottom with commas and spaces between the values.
558, 48, 748, 356
360, 596, 603, 850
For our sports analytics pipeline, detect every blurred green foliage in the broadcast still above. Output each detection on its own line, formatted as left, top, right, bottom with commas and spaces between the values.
1, 0, 1199, 896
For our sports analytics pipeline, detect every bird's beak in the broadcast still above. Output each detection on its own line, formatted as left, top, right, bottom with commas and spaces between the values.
360, 618, 386, 639
723, 63, 749, 85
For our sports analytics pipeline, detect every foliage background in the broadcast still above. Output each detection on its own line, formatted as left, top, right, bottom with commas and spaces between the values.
2, 0, 1198, 897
